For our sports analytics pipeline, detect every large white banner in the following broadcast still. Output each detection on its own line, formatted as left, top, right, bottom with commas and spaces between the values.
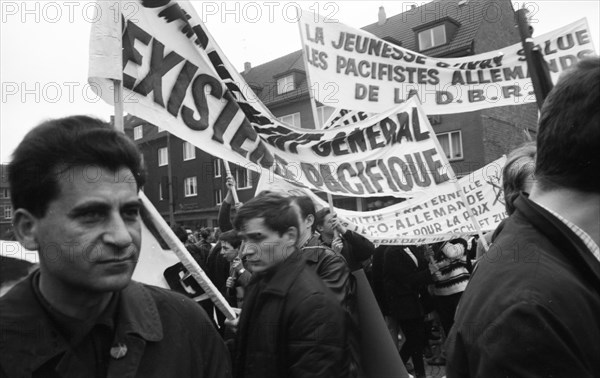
300, 11, 596, 114
257, 156, 507, 245
89, 1, 452, 198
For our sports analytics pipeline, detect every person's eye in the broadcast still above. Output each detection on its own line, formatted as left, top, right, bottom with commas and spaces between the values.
122, 207, 140, 221
78, 210, 104, 223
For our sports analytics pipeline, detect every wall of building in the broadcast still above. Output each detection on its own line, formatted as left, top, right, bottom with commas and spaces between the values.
480, 103, 538, 163
271, 97, 316, 129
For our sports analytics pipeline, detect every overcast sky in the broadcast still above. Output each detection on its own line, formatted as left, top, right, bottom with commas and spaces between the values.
1, 1, 599, 163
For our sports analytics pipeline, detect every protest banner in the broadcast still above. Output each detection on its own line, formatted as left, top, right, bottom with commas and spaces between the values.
256, 155, 507, 245
299, 10, 596, 114
89, 1, 452, 198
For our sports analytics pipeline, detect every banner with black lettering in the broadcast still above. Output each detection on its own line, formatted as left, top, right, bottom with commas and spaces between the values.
300, 10, 595, 114
88, 1, 453, 198
256, 156, 507, 245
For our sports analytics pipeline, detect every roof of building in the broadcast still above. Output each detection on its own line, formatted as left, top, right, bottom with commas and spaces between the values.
362, 0, 488, 56
242, 0, 491, 106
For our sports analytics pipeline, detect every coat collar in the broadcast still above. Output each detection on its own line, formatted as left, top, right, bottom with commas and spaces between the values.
515, 194, 600, 290
301, 234, 336, 263
0, 273, 162, 378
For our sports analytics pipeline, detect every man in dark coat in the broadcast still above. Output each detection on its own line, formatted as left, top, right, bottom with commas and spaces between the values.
290, 196, 360, 376
446, 57, 600, 377
0, 116, 231, 377
228, 194, 348, 378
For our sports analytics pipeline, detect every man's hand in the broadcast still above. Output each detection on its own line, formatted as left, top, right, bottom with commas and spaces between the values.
232, 258, 243, 272
224, 308, 242, 334
329, 213, 347, 235
223, 176, 236, 204
226, 276, 235, 289
331, 236, 344, 254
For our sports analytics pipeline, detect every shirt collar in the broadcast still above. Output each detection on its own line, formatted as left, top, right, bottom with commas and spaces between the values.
534, 201, 600, 264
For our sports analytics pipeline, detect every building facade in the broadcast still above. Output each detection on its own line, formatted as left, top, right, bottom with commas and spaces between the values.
124, 116, 259, 231
131, 0, 538, 224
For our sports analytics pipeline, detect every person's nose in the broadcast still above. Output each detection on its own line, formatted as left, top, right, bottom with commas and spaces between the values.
102, 212, 133, 249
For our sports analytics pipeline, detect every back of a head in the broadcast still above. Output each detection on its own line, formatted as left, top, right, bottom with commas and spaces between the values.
290, 196, 316, 231
536, 56, 600, 193
503, 142, 536, 214
233, 193, 298, 236
8, 115, 146, 217
171, 223, 188, 243
200, 228, 211, 240
291, 196, 315, 219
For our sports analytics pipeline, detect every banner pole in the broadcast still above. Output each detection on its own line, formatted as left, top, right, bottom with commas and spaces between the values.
139, 192, 237, 319
113, 80, 124, 132
414, 100, 490, 252
515, 6, 553, 111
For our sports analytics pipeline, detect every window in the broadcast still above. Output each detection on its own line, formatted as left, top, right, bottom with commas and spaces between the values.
278, 112, 301, 128
1, 188, 9, 199
437, 131, 463, 161
158, 183, 164, 201
277, 74, 295, 94
158, 147, 168, 166
4, 206, 12, 219
184, 177, 197, 197
183, 142, 196, 161
214, 189, 223, 206
133, 125, 143, 140
317, 105, 336, 128
418, 24, 446, 50
235, 168, 251, 190
214, 159, 222, 178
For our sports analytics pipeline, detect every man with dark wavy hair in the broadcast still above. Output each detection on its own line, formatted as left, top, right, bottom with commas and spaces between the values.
446, 57, 600, 377
0, 116, 231, 377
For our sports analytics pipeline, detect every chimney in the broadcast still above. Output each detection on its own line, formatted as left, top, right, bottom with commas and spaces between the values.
244, 61, 252, 73
377, 6, 386, 26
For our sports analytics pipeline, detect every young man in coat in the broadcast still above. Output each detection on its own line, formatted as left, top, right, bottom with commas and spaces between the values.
228, 194, 349, 377
0, 116, 231, 378
446, 57, 600, 377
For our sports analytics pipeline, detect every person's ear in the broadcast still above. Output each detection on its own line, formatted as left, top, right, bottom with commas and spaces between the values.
12, 209, 40, 251
284, 226, 298, 245
306, 214, 314, 229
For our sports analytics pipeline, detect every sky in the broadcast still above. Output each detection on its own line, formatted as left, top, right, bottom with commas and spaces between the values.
1, 0, 599, 163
